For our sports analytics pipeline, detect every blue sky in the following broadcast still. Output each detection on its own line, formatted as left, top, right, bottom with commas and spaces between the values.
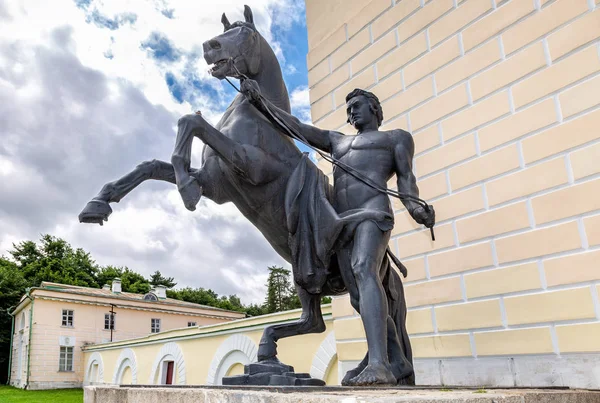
0, 0, 313, 303
272, 10, 310, 97
152, 1, 312, 125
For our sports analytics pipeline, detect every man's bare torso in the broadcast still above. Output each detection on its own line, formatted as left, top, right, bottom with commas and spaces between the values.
331, 129, 400, 214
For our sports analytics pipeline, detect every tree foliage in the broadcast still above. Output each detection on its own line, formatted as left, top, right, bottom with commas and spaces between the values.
11, 235, 99, 288
0, 258, 28, 383
97, 266, 151, 293
166, 288, 248, 312
148, 270, 177, 288
264, 266, 301, 313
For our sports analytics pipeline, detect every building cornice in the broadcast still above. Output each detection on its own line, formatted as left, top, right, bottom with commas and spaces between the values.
12, 287, 244, 320
83, 313, 333, 352
30, 294, 240, 320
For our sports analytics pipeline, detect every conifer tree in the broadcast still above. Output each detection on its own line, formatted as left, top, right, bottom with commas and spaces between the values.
264, 266, 299, 313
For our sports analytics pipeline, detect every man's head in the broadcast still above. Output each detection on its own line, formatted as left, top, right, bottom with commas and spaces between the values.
345, 88, 383, 129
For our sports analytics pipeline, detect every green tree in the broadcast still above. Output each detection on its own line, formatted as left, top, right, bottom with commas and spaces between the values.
121, 268, 151, 293
9, 240, 41, 268
96, 265, 123, 288
166, 288, 253, 314
97, 266, 151, 293
10, 235, 99, 288
264, 266, 299, 313
167, 287, 219, 306
226, 295, 244, 311
0, 257, 28, 383
244, 303, 267, 317
148, 270, 176, 288
261, 267, 330, 313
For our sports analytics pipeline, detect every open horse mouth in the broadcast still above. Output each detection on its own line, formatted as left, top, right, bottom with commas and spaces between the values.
208, 58, 231, 78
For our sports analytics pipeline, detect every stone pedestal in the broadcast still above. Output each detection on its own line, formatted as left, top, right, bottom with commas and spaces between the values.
222, 359, 326, 386
84, 385, 600, 403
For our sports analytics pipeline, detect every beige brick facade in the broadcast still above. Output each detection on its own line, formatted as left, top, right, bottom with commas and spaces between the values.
306, 0, 600, 387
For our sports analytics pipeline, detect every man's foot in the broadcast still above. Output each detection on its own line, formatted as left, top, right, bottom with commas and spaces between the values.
178, 176, 203, 211
348, 363, 397, 386
341, 362, 366, 386
79, 199, 112, 225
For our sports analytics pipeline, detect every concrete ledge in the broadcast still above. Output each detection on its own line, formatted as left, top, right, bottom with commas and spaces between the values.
370, 354, 600, 389
84, 385, 600, 403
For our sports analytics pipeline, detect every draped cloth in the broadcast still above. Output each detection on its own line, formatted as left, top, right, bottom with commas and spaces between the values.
284, 153, 395, 294
284, 153, 414, 379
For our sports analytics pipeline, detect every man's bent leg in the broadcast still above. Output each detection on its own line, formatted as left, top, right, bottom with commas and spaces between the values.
348, 221, 396, 386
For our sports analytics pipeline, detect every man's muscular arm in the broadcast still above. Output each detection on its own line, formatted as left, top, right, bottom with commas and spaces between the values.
241, 79, 337, 153
393, 130, 435, 227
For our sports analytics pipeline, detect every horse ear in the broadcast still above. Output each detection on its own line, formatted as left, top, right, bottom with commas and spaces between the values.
243, 5, 254, 24
221, 13, 231, 31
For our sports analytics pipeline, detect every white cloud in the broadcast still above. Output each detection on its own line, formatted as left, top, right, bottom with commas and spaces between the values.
289, 85, 311, 124
0, 0, 294, 120
0, 0, 300, 304
267, 0, 305, 31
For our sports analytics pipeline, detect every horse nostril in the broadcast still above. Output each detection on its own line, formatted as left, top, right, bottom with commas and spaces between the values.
208, 39, 221, 50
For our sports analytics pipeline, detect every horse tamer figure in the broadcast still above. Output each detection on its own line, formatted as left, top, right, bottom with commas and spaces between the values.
78, 5, 434, 386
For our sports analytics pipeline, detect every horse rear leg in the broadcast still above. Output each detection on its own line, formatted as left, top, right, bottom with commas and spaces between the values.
79, 159, 200, 225
258, 287, 325, 362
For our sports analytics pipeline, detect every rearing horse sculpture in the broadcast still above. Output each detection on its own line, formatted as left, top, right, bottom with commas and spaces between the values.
79, 5, 413, 386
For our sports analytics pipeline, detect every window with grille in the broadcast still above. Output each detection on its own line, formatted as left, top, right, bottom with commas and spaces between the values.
61, 310, 74, 327
104, 313, 115, 330
143, 293, 158, 301
187, 322, 197, 327
59, 346, 74, 371
151, 318, 161, 333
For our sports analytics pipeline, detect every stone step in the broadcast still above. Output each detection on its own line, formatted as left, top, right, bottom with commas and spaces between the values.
85, 385, 600, 403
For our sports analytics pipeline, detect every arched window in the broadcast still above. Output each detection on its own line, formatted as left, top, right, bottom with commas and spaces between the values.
143, 293, 158, 301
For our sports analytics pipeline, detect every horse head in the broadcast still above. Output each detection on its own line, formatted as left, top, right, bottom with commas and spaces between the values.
203, 5, 262, 80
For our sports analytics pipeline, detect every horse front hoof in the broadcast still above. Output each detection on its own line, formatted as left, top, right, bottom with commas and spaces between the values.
257, 341, 278, 362
178, 177, 203, 211
79, 199, 112, 225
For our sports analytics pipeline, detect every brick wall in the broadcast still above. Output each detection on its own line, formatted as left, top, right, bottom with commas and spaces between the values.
306, 0, 600, 387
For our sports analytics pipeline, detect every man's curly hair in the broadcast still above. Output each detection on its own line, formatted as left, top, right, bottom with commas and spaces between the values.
345, 88, 384, 127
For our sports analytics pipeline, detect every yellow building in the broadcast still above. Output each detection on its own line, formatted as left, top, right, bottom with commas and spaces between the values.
8, 280, 244, 390
307, 0, 600, 387
79, 0, 600, 389
81, 306, 337, 387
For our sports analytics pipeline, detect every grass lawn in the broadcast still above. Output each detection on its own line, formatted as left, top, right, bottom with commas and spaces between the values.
0, 385, 83, 403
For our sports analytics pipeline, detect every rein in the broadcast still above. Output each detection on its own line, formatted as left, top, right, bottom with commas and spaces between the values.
222, 65, 435, 241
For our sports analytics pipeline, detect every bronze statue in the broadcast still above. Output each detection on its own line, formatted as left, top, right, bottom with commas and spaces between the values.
241, 80, 435, 385
78, 5, 434, 386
